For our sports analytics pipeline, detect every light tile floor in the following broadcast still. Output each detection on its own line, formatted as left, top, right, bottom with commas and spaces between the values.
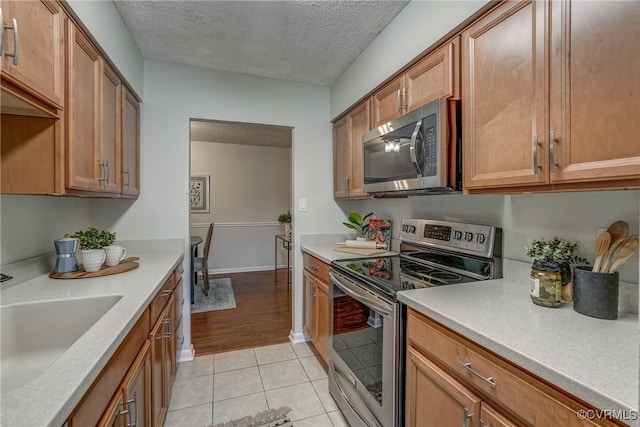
163, 342, 350, 427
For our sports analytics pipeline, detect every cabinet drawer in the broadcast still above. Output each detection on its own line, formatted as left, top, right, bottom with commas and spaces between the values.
150, 274, 175, 326
302, 252, 329, 283
407, 309, 600, 427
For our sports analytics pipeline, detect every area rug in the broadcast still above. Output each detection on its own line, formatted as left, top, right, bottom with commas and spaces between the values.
210, 406, 292, 427
191, 278, 237, 313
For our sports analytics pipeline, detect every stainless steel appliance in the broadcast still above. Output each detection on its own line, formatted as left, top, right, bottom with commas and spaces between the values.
328, 219, 502, 427
362, 98, 461, 195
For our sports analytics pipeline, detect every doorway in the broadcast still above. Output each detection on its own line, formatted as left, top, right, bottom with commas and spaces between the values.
188, 119, 293, 355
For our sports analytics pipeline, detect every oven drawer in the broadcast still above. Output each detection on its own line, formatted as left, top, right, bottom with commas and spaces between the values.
407, 309, 601, 426
303, 252, 329, 283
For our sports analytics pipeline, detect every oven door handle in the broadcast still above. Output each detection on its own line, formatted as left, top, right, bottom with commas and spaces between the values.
329, 272, 391, 317
332, 364, 383, 427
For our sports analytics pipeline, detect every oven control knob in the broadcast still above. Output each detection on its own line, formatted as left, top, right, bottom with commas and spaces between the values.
464, 232, 473, 241
477, 233, 486, 244
453, 230, 463, 240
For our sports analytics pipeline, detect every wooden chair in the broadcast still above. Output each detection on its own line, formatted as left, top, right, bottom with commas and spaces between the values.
194, 223, 214, 295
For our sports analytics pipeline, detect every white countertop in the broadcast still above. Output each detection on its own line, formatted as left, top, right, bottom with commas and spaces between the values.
0, 249, 184, 427
300, 242, 397, 264
398, 279, 639, 423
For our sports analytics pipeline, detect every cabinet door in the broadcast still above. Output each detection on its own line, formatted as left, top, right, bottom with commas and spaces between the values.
66, 22, 101, 191
150, 307, 168, 427
123, 341, 151, 427
314, 279, 329, 364
549, 0, 640, 183
100, 61, 121, 193
347, 99, 371, 199
406, 346, 480, 427
122, 87, 141, 196
302, 270, 316, 341
98, 393, 125, 427
372, 76, 403, 128
333, 115, 350, 199
480, 403, 518, 427
462, 0, 549, 189
404, 38, 460, 113
1, 0, 63, 107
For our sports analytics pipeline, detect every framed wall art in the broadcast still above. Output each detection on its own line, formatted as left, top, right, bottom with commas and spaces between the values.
190, 175, 210, 214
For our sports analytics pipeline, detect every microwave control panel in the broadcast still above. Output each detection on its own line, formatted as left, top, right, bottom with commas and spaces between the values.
422, 113, 438, 177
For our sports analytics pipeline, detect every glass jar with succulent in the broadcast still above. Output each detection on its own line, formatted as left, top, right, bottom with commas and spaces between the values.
343, 211, 373, 240
525, 236, 589, 308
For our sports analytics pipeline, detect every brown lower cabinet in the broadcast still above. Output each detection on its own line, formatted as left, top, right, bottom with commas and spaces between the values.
406, 308, 617, 427
67, 260, 183, 427
302, 252, 330, 364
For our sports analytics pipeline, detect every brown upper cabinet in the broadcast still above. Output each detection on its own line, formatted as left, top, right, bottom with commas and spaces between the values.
1, 5, 141, 198
372, 38, 460, 128
333, 99, 371, 200
463, 0, 640, 192
0, 0, 64, 113
121, 87, 141, 197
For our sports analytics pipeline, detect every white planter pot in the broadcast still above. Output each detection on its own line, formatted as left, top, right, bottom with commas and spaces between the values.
80, 249, 105, 272
284, 223, 292, 240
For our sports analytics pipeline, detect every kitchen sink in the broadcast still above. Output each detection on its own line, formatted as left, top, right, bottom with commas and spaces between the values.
1, 295, 122, 393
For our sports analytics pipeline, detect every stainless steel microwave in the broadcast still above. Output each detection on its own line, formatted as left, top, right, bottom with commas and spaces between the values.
362, 98, 462, 195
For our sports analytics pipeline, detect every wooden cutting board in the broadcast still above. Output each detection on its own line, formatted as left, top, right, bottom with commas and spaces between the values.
49, 257, 140, 279
333, 247, 387, 256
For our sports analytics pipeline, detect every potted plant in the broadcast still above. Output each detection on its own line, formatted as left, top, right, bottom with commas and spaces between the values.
70, 227, 117, 272
277, 210, 292, 239
343, 211, 373, 240
525, 236, 589, 307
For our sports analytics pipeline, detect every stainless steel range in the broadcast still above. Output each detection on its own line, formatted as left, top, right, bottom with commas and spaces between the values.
328, 219, 502, 427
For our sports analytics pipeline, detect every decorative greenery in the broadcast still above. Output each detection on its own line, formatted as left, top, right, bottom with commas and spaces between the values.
525, 236, 589, 266
70, 227, 116, 250
277, 211, 292, 224
343, 211, 374, 238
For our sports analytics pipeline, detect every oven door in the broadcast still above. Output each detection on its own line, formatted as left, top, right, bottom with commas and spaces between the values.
329, 270, 398, 427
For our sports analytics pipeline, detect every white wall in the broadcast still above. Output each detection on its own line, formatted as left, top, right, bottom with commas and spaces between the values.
110, 59, 345, 349
189, 141, 292, 272
65, 0, 144, 97
330, 0, 490, 118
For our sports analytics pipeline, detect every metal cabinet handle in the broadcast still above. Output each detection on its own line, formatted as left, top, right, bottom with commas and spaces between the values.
124, 168, 130, 188
462, 407, 471, 427
126, 392, 138, 427
118, 402, 130, 423
105, 160, 110, 183
161, 289, 172, 297
397, 89, 401, 112
457, 360, 497, 388
3, 17, 18, 65
403, 87, 408, 110
550, 130, 557, 173
532, 134, 541, 175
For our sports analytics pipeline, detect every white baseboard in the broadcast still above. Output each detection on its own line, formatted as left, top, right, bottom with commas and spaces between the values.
178, 345, 195, 362
289, 330, 308, 343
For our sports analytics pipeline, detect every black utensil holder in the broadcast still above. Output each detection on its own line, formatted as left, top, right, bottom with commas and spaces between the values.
572, 266, 619, 320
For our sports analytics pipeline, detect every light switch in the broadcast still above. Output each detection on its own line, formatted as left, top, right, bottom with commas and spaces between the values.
299, 197, 308, 212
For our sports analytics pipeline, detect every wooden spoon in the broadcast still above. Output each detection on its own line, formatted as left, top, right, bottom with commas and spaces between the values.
600, 221, 630, 272
607, 235, 639, 273
592, 231, 611, 272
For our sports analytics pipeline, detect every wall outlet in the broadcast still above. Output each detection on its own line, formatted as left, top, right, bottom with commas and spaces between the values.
299, 197, 308, 212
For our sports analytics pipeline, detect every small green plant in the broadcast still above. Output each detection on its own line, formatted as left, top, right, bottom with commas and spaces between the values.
525, 236, 589, 265
343, 211, 373, 238
277, 211, 292, 224
71, 227, 116, 250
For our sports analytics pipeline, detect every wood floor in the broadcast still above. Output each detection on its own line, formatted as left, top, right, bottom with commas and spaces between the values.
190, 269, 292, 356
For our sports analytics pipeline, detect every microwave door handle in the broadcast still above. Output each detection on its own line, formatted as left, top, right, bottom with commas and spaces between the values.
409, 120, 423, 176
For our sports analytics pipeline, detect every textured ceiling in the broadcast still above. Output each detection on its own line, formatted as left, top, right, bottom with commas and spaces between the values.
191, 119, 293, 147
114, 0, 409, 86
